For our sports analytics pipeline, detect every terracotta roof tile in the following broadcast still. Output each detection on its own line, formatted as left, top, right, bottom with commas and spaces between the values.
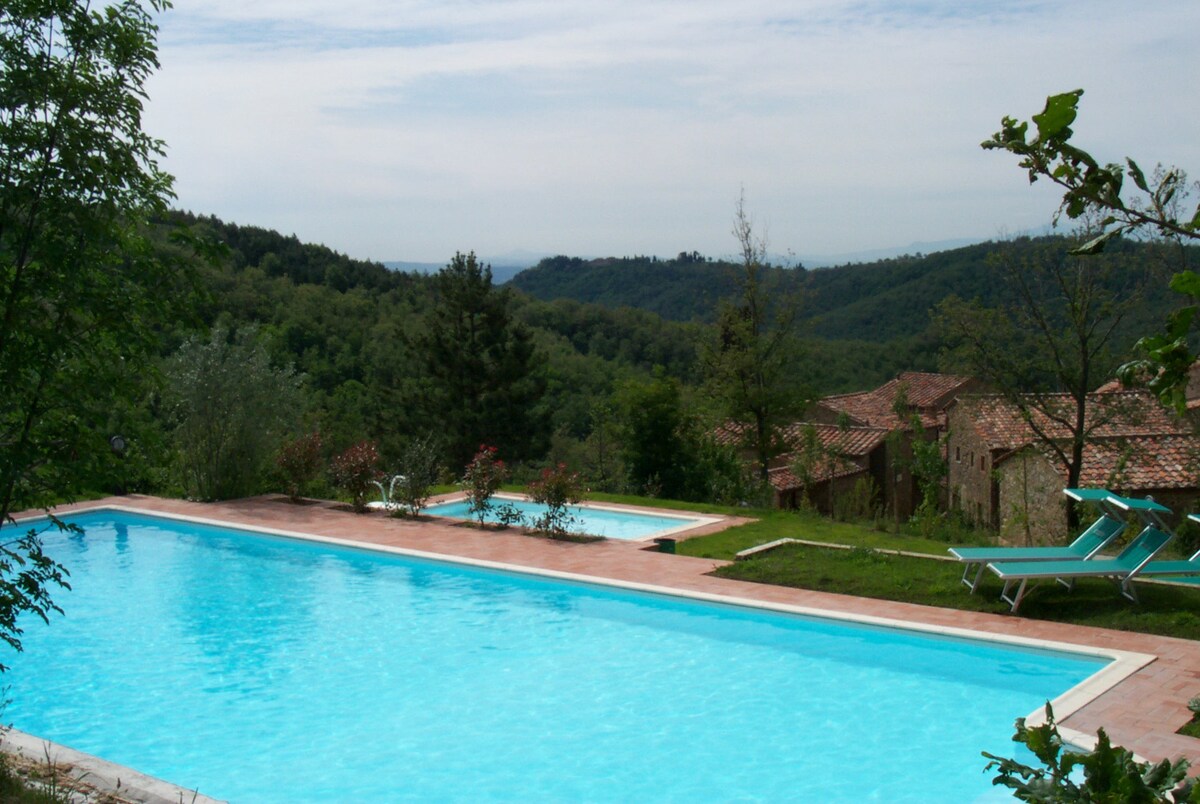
875, 372, 978, 408
1009, 435, 1200, 491
713, 421, 889, 458
766, 458, 869, 492
778, 423, 890, 456
955, 391, 1189, 452
818, 372, 975, 430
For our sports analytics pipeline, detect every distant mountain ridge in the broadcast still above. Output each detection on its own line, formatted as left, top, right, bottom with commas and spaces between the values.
381, 238, 986, 283
506, 238, 1188, 347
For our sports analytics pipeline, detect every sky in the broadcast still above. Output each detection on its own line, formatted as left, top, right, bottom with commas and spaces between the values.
143, 1, 1200, 266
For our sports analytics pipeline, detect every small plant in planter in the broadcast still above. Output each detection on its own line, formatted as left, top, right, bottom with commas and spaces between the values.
276, 431, 323, 502
329, 440, 381, 513
461, 445, 507, 526
527, 462, 585, 539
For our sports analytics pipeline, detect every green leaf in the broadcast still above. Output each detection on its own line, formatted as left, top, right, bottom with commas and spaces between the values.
1069, 228, 1122, 255
1168, 271, 1200, 299
1032, 90, 1084, 141
1127, 158, 1149, 192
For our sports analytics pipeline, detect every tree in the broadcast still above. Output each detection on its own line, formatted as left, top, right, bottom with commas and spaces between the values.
704, 193, 809, 481
165, 327, 303, 501
614, 371, 748, 502
1, 0, 182, 518
615, 371, 692, 498
412, 252, 547, 469
935, 239, 1153, 528
984, 90, 1200, 409
1, 0, 182, 652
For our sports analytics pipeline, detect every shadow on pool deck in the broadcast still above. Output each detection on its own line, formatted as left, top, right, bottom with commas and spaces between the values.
43, 494, 1200, 767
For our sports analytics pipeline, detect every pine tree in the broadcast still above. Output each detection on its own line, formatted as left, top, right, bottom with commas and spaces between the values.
413, 252, 547, 469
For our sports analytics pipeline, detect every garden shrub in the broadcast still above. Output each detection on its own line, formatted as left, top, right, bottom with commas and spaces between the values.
329, 441, 381, 513
462, 445, 507, 525
393, 437, 443, 516
528, 463, 584, 538
276, 431, 323, 502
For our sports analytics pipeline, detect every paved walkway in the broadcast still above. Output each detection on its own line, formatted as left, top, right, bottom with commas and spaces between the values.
50, 495, 1200, 766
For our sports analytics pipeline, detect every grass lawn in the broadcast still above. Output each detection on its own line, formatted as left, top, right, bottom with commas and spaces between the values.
713, 542, 1200, 641
666, 503, 975, 559
609, 499, 1200, 642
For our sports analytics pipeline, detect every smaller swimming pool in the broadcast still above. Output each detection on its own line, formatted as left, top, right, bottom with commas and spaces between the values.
423, 494, 715, 540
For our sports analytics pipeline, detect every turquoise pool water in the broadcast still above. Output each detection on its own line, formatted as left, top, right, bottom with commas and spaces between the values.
4, 510, 1107, 802
423, 497, 703, 540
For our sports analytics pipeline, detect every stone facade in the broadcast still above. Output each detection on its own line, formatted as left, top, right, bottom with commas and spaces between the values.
945, 401, 1002, 528
994, 447, 1072, 545
948, 392, 1198, 536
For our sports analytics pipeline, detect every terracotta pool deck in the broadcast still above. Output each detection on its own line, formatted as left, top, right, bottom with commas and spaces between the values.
55, 494, 1200, 768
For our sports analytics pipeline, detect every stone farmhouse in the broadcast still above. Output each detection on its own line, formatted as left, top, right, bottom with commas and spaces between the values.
720, 372, 984, 517
945, 391, 1198, 543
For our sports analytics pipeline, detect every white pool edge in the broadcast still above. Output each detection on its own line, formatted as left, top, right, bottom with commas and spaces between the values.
16, 504, 1159, 767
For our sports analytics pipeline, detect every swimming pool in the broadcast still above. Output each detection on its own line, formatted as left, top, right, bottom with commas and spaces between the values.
420, 494, 714, 540
4, 509, 1118, 802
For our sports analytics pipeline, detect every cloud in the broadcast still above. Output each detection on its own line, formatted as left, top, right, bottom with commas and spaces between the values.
143, 0, 1200, 262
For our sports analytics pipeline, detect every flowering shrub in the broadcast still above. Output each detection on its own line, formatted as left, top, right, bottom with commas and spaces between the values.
527, 463, 584, 538
329, 440, 381, 513
276, 431, 323, 502
461, 445, 507, 525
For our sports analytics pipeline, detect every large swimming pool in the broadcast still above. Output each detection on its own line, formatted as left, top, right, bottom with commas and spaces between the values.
4, 510, 1112, 802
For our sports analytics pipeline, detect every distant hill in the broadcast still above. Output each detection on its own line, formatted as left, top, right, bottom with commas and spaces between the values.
508, 239, 1191, 346
800, 237, 986, 267
383, 259, 531, 285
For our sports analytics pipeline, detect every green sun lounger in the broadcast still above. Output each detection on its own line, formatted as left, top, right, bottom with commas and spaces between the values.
948, 489, 1128, 593
987, 506, 1174, 613
1136, 512, 1200, 580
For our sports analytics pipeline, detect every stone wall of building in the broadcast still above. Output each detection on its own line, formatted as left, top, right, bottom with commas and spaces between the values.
945, 405, 998, 528
995, 449, 1069, 546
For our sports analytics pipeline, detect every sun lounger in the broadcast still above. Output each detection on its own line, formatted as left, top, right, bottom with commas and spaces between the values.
948, 489, 1128, 593
1135, 512, 1200, 580
987, 513, 1175, 613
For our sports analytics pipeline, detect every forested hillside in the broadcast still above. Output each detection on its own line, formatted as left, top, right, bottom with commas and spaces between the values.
81, 211, 1187, 508
510, 238, 1191, 348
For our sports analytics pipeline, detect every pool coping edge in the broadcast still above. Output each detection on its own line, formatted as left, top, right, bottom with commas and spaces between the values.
1, 726, 226, 804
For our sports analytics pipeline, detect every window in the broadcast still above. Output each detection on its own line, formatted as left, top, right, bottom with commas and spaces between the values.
955, 447, 961, 462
